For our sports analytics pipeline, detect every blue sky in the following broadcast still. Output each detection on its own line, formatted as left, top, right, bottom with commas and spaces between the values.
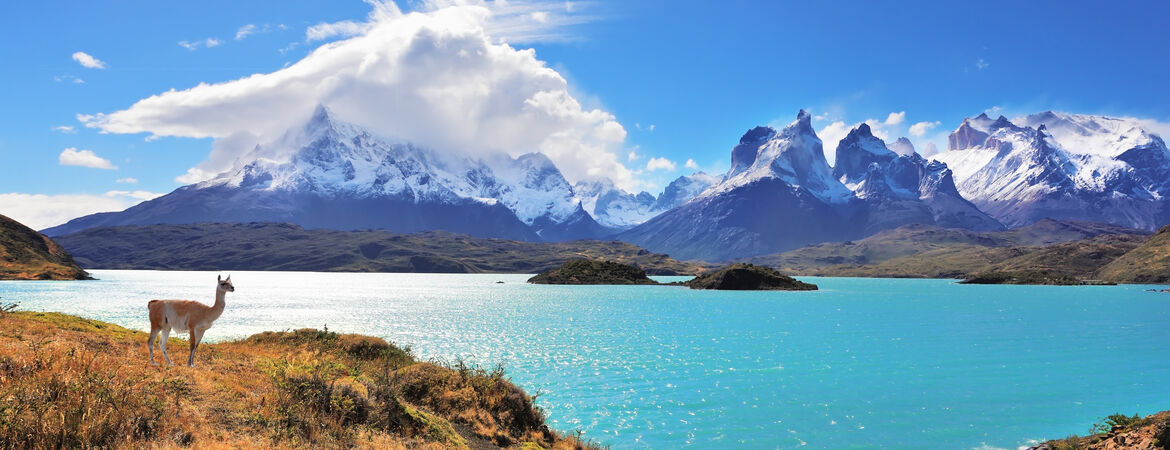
2, 0, 1169, 229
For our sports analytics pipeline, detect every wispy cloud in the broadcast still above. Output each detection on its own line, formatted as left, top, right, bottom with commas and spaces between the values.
72, 51, 106, 69
59, 148, 117, 170
115, 177, 138, 184
306, 20, 368, 41
178, 38, 222, 51
52, 125, 77, 134
976, 58, 989, 70
53, 75, 85, 84
236, 24, 257, 40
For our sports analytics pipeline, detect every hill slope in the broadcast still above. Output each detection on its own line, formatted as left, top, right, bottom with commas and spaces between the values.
0, 310, 593, 448
55, 222, 706, 275
747, 219, 1144, 276
0, 213, 89, 280
1096, 224, 1170, 283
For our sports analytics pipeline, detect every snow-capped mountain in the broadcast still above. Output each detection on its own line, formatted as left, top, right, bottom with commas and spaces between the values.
932, 111, 1170, 229
619, 111, 998, 261
653, 172, 720, 210
572, 178, 657, 230
44, 106, 608, 240
573, 172, 718, 230
832, 124, 1001, 234
888, 137, 916, 156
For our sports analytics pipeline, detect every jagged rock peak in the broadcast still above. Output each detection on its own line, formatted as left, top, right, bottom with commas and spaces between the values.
990, 115, 1015, 130
739, 126, 777, 145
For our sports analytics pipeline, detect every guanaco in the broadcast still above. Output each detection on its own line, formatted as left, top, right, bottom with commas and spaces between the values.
147, 275, 234, 366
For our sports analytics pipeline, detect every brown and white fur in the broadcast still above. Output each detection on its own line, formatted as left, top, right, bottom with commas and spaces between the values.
147, 275, 234, 366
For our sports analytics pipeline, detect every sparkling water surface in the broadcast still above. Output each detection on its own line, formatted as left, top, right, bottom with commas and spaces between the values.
2, 271, 1168, 448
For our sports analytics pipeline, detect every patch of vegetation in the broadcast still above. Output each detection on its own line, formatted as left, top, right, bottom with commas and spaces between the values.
0, 213, 90, 280
528, 259, 659, 285
959, 270, 1086, 285
55, 222, 708, 275
1097, 224, 1170, 284
1089, 413, 1149, 434
1033, 411, 1170, 450
684, 263, 817, 291
0, 310, 599, 448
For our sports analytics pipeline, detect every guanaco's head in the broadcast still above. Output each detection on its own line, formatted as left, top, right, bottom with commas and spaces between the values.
217, 274, 235, 292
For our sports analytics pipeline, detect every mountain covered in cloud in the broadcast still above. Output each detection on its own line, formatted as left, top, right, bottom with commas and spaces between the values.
618, 111, 1000, 261
44, 106, 608, 241
932, 111, 1170, 229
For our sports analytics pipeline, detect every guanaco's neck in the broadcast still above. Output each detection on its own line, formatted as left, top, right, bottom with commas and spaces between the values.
212, 289, 227, 315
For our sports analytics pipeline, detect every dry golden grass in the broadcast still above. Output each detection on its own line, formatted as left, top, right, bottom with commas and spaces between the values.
0, 311, 599, 449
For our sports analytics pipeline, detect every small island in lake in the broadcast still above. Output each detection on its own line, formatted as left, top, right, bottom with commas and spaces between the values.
684, 263, 818, 291
527, 259, 659, 285
958, 270, 1115, 285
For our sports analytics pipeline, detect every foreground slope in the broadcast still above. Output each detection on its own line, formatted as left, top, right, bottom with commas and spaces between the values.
55, 222, 707, 275
1096, 224, 1170, 283
0, 213, 89, 280
0, 310, 593, 449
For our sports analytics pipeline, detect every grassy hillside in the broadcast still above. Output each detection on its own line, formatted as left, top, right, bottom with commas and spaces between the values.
56, 222, 708, 275
0, 309, 596, 449
0, 213, 89, 280
1096, 224, 1170, 283
747, 220, 1149, 279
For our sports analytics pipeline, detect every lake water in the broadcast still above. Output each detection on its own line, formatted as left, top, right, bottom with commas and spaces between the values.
2, 270, 1168, 448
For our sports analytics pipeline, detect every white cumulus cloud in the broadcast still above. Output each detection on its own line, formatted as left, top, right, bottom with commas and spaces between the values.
645, 157, 676, 171
817, 121, 851, 165
80, 0, 636, 189
685, 158, 699, 169
909, 121, 941, 137
0, 191, 162, 230
884, 111, 905, 126
72, 51, 106, 69
58, 148, 117, 170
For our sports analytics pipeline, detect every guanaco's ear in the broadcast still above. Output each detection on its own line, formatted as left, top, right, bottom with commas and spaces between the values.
226, 274, 231, 281
218, 274, 222, 282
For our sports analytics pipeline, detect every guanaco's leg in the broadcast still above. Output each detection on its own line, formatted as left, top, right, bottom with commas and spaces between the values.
187, 329, 199, 367
159, 329, 173, 365
148, 328, 160, 365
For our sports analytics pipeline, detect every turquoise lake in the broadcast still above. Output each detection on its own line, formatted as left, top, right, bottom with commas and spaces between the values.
2, 270, 1168, 448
